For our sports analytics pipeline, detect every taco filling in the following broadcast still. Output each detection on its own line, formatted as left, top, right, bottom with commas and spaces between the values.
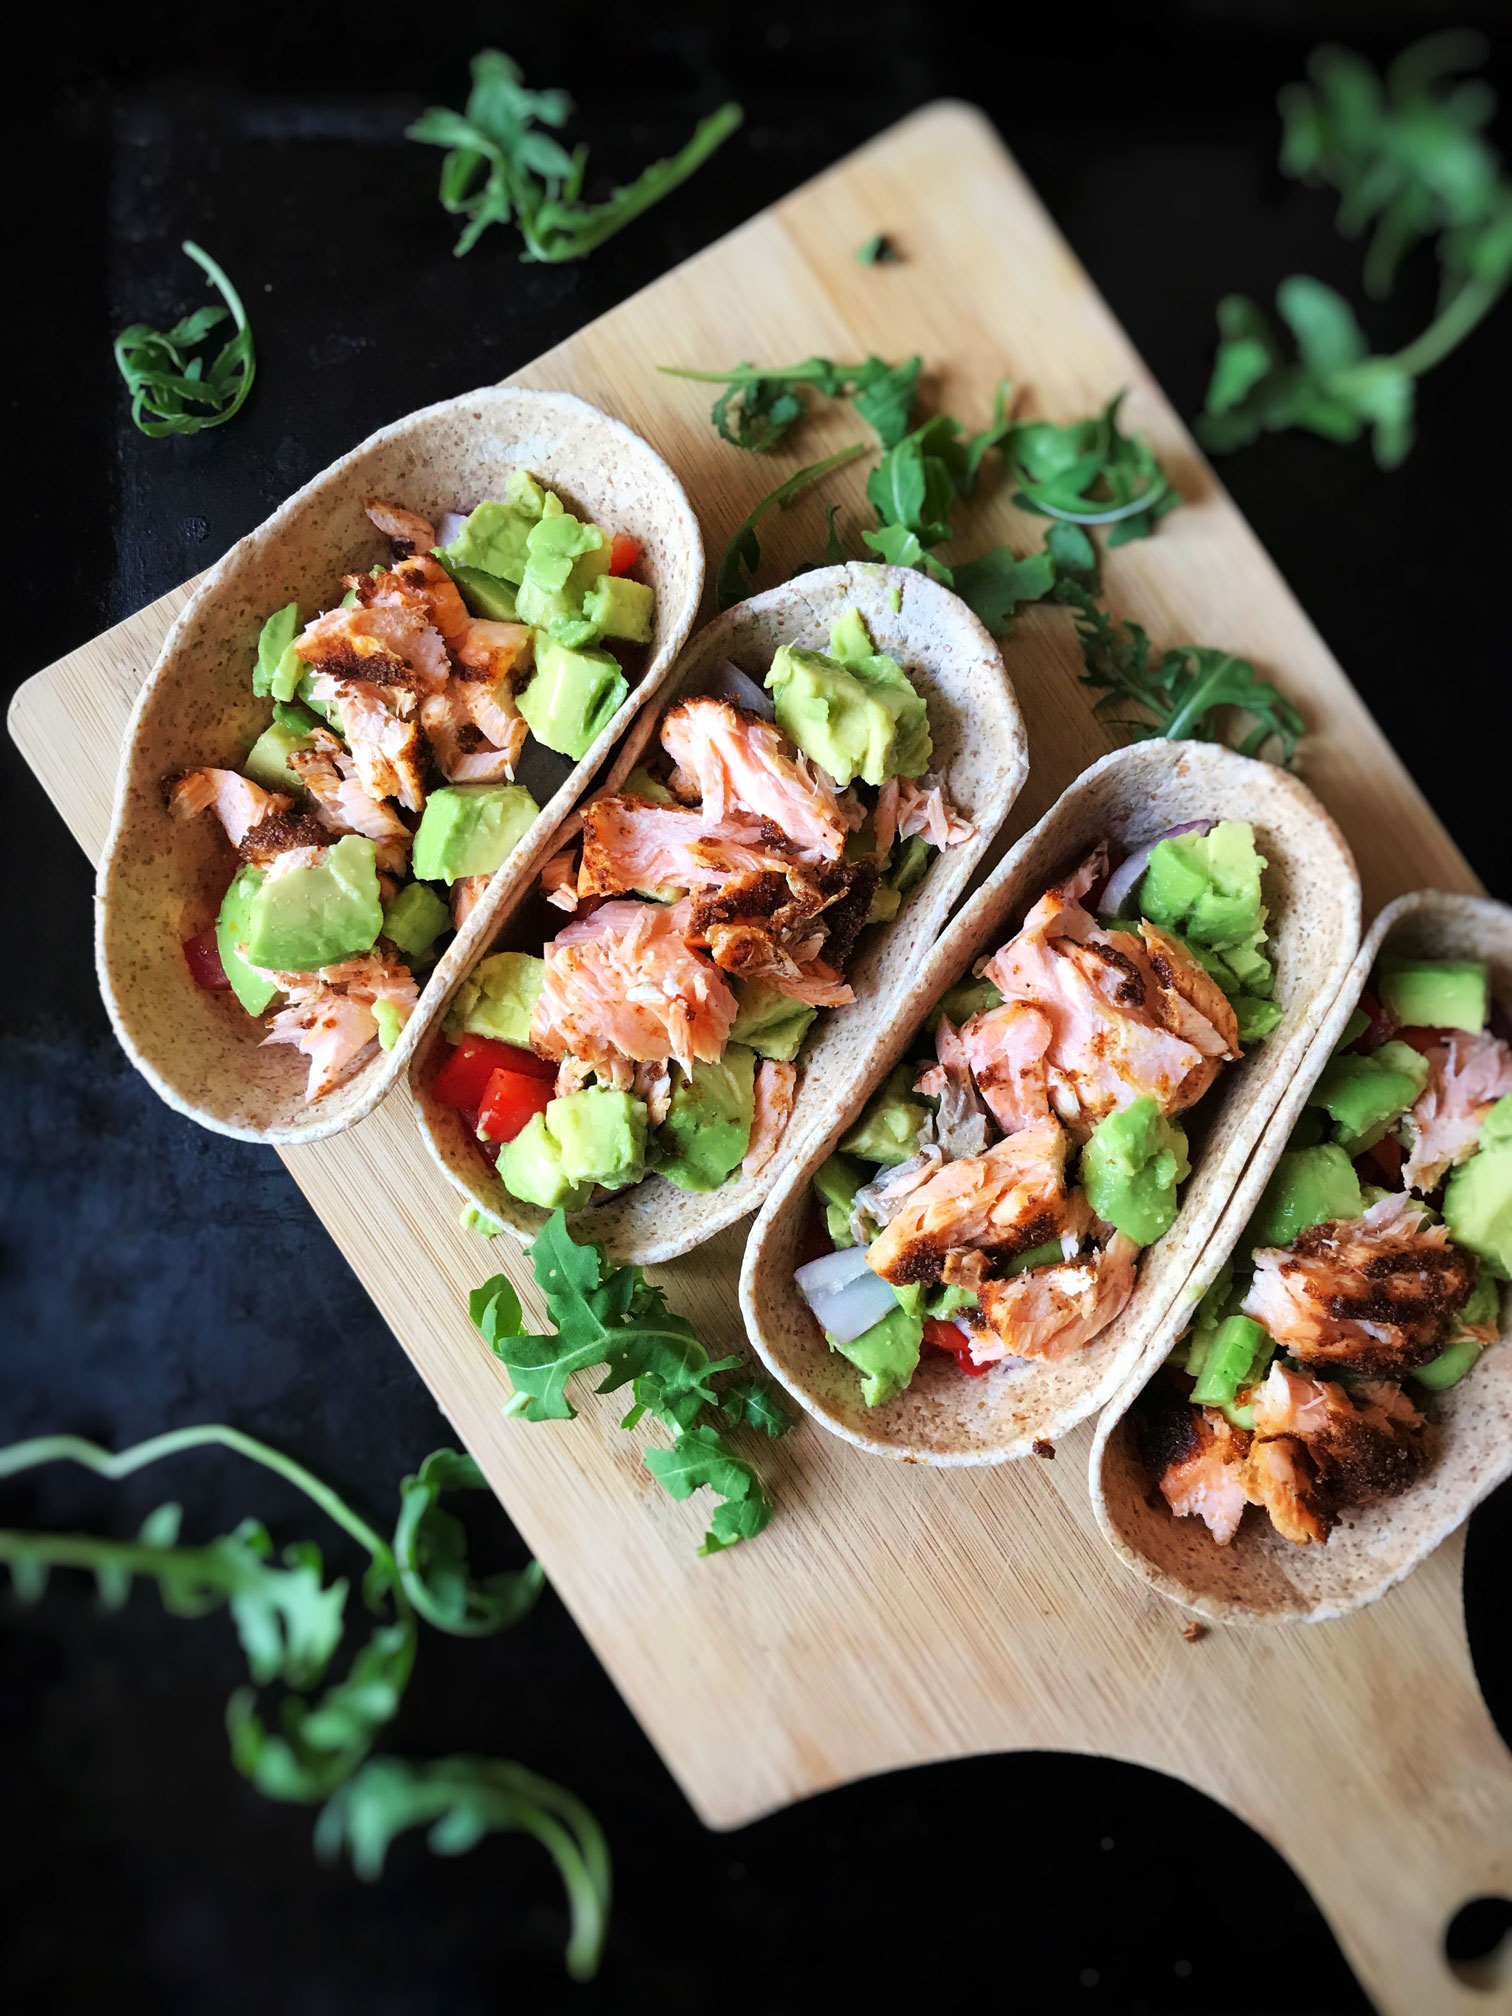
428, 606, 974, 1210
792, 819, 1279, 1405
173, 479, 656, 1099
1136, 954, 1511, 1548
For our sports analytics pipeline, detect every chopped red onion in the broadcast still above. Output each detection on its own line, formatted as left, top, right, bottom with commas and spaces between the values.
435, 510, 468, 549
1101, 819, 1215, 918
794, 1243, 899, 1343
704, 658, 776, 719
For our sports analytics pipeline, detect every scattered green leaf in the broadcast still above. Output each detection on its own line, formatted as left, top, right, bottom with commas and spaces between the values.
856, 233, 901, 265
113, 241, 255, 438
1006, 392, 1178, 542
713, 444, 869, 608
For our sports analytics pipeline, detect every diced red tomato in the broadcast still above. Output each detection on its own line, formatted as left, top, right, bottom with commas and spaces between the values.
1356, 1133, 1405, 1188
922, 1316, 989, 1377
478, 1067, 554, 1145
1351, 988, 1395, 1054
183, 930, 231, 991
608, 533, 641, 576
1391, 1025, 1447, 1057
432, 1034, 554, 1110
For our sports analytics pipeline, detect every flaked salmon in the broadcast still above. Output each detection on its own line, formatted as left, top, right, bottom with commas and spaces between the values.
1249, 1362, 1429, 1518
684, 859, 876, 1003
962, 1002, 1054, 1135
915, 1016, 994, 1160
981, 846, 1237, 1137
1243, 1191, 1479, 1377
1138, 1392, 1253, 1545
1241, 1434, 1328, 1545
578, 797, 795, 897
1402, 1030, 1512, 1192
305, 675, 428, 812
660, 698, 853, 862
972, 1230, 1139, 1362
262, 950, 418, 1099
294, 603, 451, 695
874, 772, 976, 855
450, 875, 492, 931
365, 497, 438, 557
531, 898, 739, 1079
170, 768, 291, 848
745, 1059, 798, 1178
866, 1116, 1069, 1287
288, 729, 412, 868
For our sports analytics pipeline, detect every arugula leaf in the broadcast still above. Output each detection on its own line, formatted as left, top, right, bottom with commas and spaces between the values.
711, 366, 806, 453
856, 234, 901, 265
113, 241, 255, 438
719, 1378, 791, 1438
849, 354, 922, 448
408, 50, 741, 263
316, 1756, 610, 1980
860, 522, 950, 581
1006, 392, 1178, 541
715, 444, 869, 608
950, 547, 1056, 633
662, 354, 916, 454
1060, 583, 1304, 764
469, 1213, 787, 1550
393, 1449, 544, 1636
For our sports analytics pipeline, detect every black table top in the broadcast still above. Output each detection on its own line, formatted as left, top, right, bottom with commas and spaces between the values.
7, 5, 1510, 2011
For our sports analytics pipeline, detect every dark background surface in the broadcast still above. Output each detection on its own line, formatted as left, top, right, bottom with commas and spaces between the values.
6, 3, 1512, 2011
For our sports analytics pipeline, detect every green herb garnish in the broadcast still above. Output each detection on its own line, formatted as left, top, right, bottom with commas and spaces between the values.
1061, 582, 1305, 764
113, 241, 255, 438
856, 234, 901, 265
1007, 392, 1178, 543
470, 1212, 789, 1554
662, 355, 920, 456
713, 443, 869, 609
408, 50, 742, 262
0, 1425, 604, 1976
1200, 33, 1512, 467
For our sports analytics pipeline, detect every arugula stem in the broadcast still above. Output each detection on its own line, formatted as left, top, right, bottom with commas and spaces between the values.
0, 1429, 399, 1592
659, 360, 868, 386
529, 104, 744, 262
1384, 274, 1505, 379
182, 240, 249, 335
0, 1529, 259, 1582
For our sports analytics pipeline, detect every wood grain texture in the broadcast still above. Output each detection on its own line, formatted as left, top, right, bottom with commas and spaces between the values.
11, 104, 1507, 2015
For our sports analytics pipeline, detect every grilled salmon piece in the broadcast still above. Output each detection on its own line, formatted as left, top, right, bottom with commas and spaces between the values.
364, 497, 438, 558
304, 676, 428, 812
973, 1230, 1139, 1362
294, 603, 451, 694
660, 698, 854, 862
578, 796, 794, 897
962, 1002, 1054, 1135
262, 951, 418, 1099
1242, 1192, 1478, 1377
874, 772, 975, 854
288, 730, 412, 867
1241, 1434, 1330, 1545
915, 1016, 994, 1160
1402, 1030, 1512, 1193
1137, 1389, 1254, 1545
531, 898, 738, 1079
169, 768, 291, 849
684, 858, 877, 1003
865, 1115, 1069, 1287
1249, 1363, 1429, 1516
745, 1059, 798, 1178
981, 847, 1236, 1139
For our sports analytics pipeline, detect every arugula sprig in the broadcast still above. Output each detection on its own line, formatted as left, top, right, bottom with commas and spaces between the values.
1200, 34, 1512, 467
662, 355, 920, 455
1060, 582, 1304, 765
113, 241, 255, 437
714, 444, 869, 609
408, 50, 741, 262
0, 1425, 602, 1976
470, 1213, 789, 1554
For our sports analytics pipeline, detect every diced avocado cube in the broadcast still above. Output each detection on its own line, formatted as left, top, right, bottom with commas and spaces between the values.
813, 1151, 867, 1247
440, 500, 537, 585
295, 669, 343, 736
888, 833, 932, 898
623, 766, 673, 805
446, 951, 546, 1046
1445, 1110, 1512, 1279
1234, 994, 1282, 1044
868, 883, 901, 925
924, 1284, 979, 1319
522, 511, 606, 596
507, 469, 547, 516
373, 999, 404, 1051
840, 1062, 933, 1166
215, 866, 279, 1016
1412, 1339, 1485, 1391
412, 784, 539, 886
1140, 821, 1269, 963
244, 722, 312, 795
729, 977, 817, 1062
649, 1048, 757, 1192
1005, 1239, 1065, 1277
546, 1087, 647, 1191
581, 573, 655, 645
1190, 1314, 1273, 1408
1245, 1144, 1363, 1251
382, 883, 451, 963
928, 976, 1004, 1031
243, 835, 383, 973
765, 631, 931, 789
451, 565, 519, 622
1335, 1006, 1371, 1053
517, 635, 628, 761
252, 603, 300, 698
1080, 1095, 1191, 1247
827, 1298, 922, 1407
1308, 1040, 1429, 1151
497, 1111, 593, 1213
1378, 958, 1489, 1033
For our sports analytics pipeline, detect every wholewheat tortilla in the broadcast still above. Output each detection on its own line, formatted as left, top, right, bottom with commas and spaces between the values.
1091, 889, 1512, 1624
96, 385, 703, 1145
411, 561, 1028, 1266
739, 739, 1362, 1464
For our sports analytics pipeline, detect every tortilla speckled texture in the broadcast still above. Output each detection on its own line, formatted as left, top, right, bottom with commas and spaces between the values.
410, 563, 1028, 1265
740, 740, 1361, 1464
96, 386, 703, 1145
1091, 889, 1512, 1624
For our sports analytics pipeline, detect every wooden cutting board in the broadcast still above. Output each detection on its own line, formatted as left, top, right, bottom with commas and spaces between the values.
13, 103, 1511, 2015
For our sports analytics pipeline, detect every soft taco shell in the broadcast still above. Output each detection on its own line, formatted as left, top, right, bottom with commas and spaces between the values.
411, 562, 1028, 1265
96, 386, 703, 1145
739, 738, 1362, 1463
1091, 889, 1512, 1624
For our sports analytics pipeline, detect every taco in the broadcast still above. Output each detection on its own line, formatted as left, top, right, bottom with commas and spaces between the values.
739, 739, 1361, 1463
1092, 889, 1512, 1623
412, 562, 1027, 1265
96, 385, 703, 1144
